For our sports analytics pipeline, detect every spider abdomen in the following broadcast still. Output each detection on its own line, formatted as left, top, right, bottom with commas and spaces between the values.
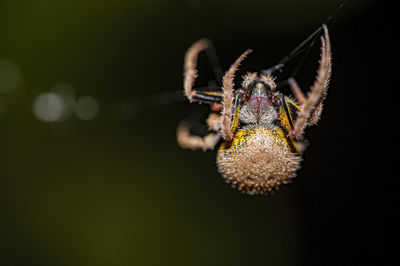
216, 124, 302, 195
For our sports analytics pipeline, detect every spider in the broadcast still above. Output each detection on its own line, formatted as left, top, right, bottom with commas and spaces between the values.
177, 25, 331, 195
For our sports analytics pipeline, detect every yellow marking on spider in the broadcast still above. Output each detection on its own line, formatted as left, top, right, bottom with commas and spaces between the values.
285, 98, 300, 123
192, 90, 224, 97
219, 128, 251, 153
279, 97, 301, 134
219, 125, 295, 154
279, 106, 291, 133
231, 104, 241, 135
203, 91, 224, 97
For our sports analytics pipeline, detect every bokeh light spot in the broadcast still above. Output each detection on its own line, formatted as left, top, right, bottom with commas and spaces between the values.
33, 92, 66, 122
75, 96, 99, 121
51, 82, 77, 120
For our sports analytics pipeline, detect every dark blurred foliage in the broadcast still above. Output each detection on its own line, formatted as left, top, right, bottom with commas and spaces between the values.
0, 0, 397, 265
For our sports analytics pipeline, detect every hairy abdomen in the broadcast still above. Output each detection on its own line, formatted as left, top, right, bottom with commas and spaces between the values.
217, 125, 302, 195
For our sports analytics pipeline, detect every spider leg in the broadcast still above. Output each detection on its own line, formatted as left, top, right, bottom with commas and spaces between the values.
292, 25, 331, 139
184, 39, 209, 102
177, 120, 221, 151
277, 95, 300, 134
288, 77, 306, 105
307, 86, 327, 126
287, 76, 326, 128
189, 89, 223, 104
206, 112, 221, 131
220, 49, 252, 141
183, 39, 224, 102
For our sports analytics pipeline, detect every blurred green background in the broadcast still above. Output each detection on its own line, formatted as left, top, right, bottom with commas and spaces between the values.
0, 0, 386, 265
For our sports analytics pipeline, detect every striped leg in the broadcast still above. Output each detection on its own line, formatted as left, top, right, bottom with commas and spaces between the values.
183, 39, 224, 104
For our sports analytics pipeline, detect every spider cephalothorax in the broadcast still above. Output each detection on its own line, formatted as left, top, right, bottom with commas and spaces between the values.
239, 73, 278, 125
177, 25, 332, 195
